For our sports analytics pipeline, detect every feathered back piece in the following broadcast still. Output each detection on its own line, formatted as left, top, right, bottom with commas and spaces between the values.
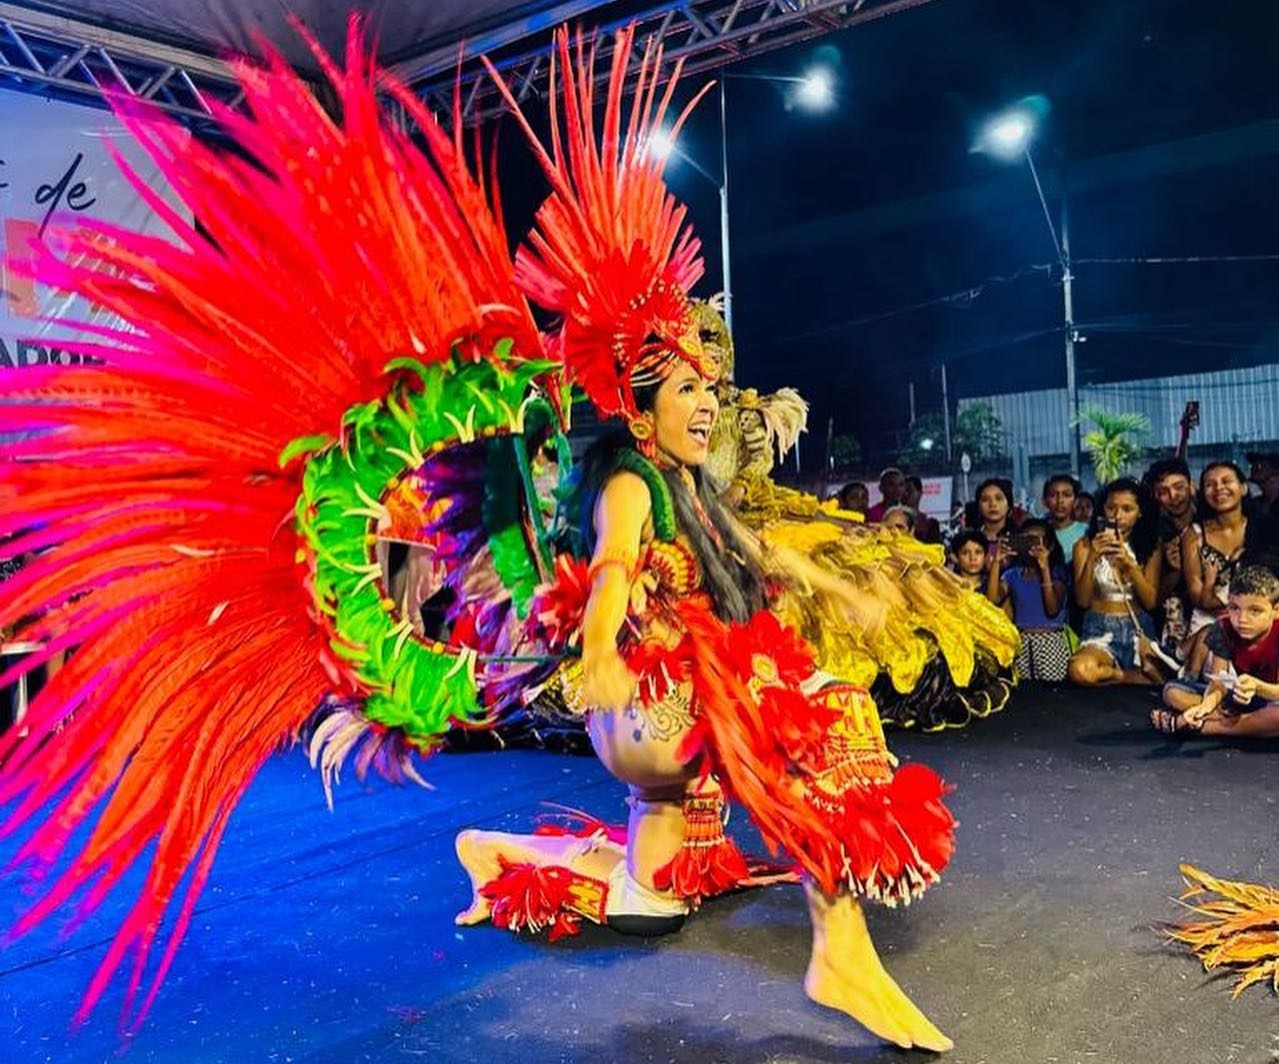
488, 26, 714, 420
0, 20, 546, 1029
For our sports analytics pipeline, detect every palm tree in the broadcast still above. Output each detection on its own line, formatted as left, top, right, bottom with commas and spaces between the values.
1079, 406, 1150, 483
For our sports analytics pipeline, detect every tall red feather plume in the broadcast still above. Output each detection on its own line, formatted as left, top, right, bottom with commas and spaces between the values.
486, 26, 713, 420
0, 18, 544, 1029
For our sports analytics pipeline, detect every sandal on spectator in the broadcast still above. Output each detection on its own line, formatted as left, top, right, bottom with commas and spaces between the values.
1149, 708, 1202, 734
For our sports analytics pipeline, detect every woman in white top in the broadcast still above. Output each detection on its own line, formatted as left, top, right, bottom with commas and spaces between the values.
1067, 478, 1162, 685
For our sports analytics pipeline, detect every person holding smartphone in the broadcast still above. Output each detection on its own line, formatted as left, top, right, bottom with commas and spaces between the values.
1066, 478, 1163, 685
986, 519, 1071, 681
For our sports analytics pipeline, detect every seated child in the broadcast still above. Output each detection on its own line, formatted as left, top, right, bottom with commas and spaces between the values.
1151, 564, 1279, 738
988, 518, 1071, 682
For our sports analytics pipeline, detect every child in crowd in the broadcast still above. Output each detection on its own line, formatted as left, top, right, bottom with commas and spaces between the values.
1151, 565, 1279, 738
988, 518, 1071, 681
1066, 478, 1162, 685
950, 529, 989, 592
1042, 474, 1089, 560
836, 481, 869, 517
1074, 492, 1095, 525
966, 478, 1018, 544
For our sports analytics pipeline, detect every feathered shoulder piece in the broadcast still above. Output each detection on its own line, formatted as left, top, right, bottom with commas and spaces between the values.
488, 26, 715, 420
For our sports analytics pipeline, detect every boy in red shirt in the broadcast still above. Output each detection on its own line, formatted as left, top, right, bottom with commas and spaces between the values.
1152, 565, 1279, 737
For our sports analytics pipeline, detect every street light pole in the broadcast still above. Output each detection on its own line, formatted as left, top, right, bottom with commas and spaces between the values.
1059, 192, 1080, 478
718, 78, 733, 340
940, 361, 952, 462
656, 67, 833, 370
976, 103, 1081, 479
1022, 146, 1080, 478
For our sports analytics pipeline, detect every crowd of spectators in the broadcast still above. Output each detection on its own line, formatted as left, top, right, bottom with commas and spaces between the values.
8, 450, 1278, 743
834, 449, 1279, 741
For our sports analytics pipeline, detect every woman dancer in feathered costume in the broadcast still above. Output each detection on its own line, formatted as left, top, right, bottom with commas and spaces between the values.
448, 30, 955, 1052
0, 21, 951, 1051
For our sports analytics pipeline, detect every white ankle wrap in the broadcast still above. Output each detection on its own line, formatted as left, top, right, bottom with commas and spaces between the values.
605, 862, 689, 919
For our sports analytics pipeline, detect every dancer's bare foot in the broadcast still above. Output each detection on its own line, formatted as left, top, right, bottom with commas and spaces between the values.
453, 828, 626, 926
803, 884, 953, 1053
454, 829, 501, 925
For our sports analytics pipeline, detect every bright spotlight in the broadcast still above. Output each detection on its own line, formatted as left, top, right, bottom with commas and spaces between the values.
646, 127, 677, 161
985, 113, 1033, 157
795, 67, 835, 110
975, 97, 1050, 159
919, 437, 935, 452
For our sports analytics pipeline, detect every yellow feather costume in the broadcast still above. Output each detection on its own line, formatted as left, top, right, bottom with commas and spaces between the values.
700, 299, 1020, 729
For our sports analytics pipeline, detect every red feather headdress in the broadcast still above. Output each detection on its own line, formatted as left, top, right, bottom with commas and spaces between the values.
488, 26, 716, 421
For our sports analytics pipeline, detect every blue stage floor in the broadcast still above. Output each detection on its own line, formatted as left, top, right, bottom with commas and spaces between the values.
4, 685, 1277, 1063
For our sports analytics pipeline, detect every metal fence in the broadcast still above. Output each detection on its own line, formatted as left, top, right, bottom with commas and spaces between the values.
961, 363, 1279, 457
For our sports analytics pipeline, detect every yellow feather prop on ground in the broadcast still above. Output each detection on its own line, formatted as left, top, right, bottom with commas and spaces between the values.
1168, 864, 1279, 997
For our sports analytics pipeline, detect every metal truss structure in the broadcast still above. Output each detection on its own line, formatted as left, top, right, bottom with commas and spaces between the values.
0, 3, 245, 122
0, 0, 937, 127
398, 0, 940, 125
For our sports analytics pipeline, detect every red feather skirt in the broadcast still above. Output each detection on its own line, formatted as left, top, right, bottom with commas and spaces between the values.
535, 565, 956, 905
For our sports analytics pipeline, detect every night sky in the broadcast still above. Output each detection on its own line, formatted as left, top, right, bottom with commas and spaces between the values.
495, 0, 1279, 468
15, 0, 1271, 469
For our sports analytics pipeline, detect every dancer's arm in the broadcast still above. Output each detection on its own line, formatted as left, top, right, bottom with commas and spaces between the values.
724, 512, 835, 597
580, 472, 649, 711
727, 515, 888, 633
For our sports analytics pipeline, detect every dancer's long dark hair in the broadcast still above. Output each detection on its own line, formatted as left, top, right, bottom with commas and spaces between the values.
569, 389, 766, 623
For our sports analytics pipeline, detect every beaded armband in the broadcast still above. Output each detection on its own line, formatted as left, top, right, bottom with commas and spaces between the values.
588, 548, 639, 584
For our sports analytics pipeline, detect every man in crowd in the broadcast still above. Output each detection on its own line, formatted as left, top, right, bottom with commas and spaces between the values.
1243, 451, 1279, 568
1041, 474, 1088, 559
1246, 451, 1279, 521
901, 475, 942, 543
1147, 457, 1197, 654
865, 467, 906, 523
